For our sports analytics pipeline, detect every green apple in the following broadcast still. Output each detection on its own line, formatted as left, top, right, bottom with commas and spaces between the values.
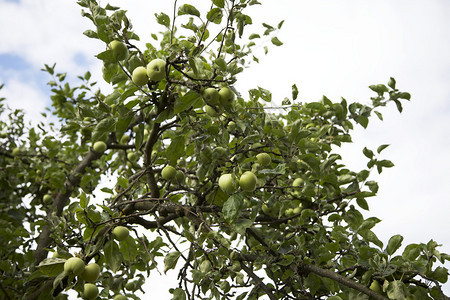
292, 178, 304, 187
203, 88, 220, 106
43, 194, 52, 204
125, 281, 136, 291
113, 226, 129, 241
218, 174, 237, 194
200, 260, 212, 273
327, 296, 343, 300
132, 66, 148, 86
64, 257, 85, 276
205, 105, 219, 117
219, 87, 235, 106
113, 295, 128, 300
227, 121, 236, 131
176, 170, 185, 185
93, 141, 107, 153
162, 165, 177, 180
146, 58, 166, 81
293, 206, 302, 215
12, 147, 20, 156
256, 153, 271, 166
81, 263, 100, 282
127, 151, 138, 162
369, 280, 382, 294
120, 134, 130, 144
109, 40, 128, 61
261, 204, 271, 214
83, 283, 99, 300
239, 171, 257, 192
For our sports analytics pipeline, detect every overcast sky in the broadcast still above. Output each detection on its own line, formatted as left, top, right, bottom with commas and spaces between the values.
1, 0, 449, 297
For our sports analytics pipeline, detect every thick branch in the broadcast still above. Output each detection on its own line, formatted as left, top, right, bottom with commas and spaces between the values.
299, 263, 388, 300
33, 145, 106, 264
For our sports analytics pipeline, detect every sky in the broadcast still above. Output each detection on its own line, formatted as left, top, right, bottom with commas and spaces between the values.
1, 0, 449, 298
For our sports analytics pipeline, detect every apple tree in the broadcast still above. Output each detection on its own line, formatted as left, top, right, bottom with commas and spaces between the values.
0, 0, 449, 299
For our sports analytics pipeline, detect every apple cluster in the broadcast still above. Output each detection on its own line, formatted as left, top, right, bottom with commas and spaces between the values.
59, 226, 131, 299
131, 58, 167, 86
218, 152, 273, 195
203, 86, 235, 117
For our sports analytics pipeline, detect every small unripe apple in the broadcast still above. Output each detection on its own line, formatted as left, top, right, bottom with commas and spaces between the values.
113, 295, 128, 300
12, 147, 20, 156
64, 257, 85, 276
256, 153, 271, 166
132, 66, 148, 86
369, 280, 382, 294
127, 151, 138, 162
203, 88, 220, 106
261, 204, 271, 215
125, 281, 136, 291
93, 141, 107, 153
43, 194, 52, 204
120, 134, 130, 144
219, 87, 235, 106
239, 171, 257, 192
146, 58, 166, 81
113, 226, 129, 241
83, 283, 99, 300
81, 263, 100, 282
109, 40, 128, 61
200, 260, 212, 273
175, 170, 185, 185
161, 165, 177, 180
292, 178, 304, 187
293, 206, 302, 215
218, 174, 237, 194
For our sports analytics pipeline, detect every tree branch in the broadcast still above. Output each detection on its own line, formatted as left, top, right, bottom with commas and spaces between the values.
298, 263, 388, 300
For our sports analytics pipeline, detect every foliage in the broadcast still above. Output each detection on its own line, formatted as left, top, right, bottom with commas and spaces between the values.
0, 1, 448, 299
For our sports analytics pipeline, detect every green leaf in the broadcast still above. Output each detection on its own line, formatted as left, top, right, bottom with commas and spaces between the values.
271, 36, 283, 46
37, 258, 65, 277
207, 8, 223, 24
167, 136, 186, 165
363, 147, 374, 159
178, 4, 200, 17
356, 198, 369, 210
249, 33, 260, 40
164, 251, 181, 273
232, 219, 253, 235
83, 30, 98, 39
277, 20, 285, 29
213, 0, 225, 8
386, 234, 403, 256
222, 194, 243, 223
96, 50, 115, 63
172, 288, 187, 300
155, 12, 170, 27
92, 117, 116, 142
292, 84, 299, 100
403, 246, 421, 261
104, 240, 122, 272
174, 90, 201, 114
377, 144, 390, 154
398, 92, 411, 100
386, 280, 406, 300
